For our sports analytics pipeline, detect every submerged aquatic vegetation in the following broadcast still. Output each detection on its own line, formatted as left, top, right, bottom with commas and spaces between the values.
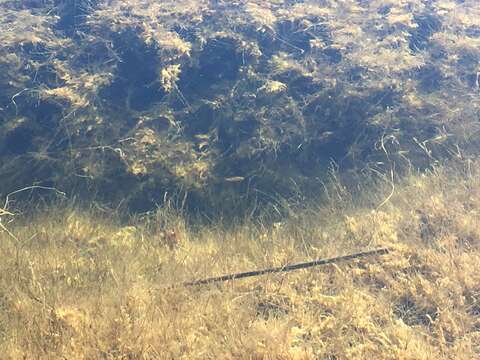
1, 2, 479, 358
0, 159, 479, 358
0, 0, 479, 210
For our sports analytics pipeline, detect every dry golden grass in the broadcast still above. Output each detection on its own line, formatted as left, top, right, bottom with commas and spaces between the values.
1, 161, 480, 359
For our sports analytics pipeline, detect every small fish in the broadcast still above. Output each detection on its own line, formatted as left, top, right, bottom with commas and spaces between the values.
224, 176, 245, 183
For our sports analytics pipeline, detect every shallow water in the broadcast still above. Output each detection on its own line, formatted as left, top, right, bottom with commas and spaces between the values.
0, 0, 479, 214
